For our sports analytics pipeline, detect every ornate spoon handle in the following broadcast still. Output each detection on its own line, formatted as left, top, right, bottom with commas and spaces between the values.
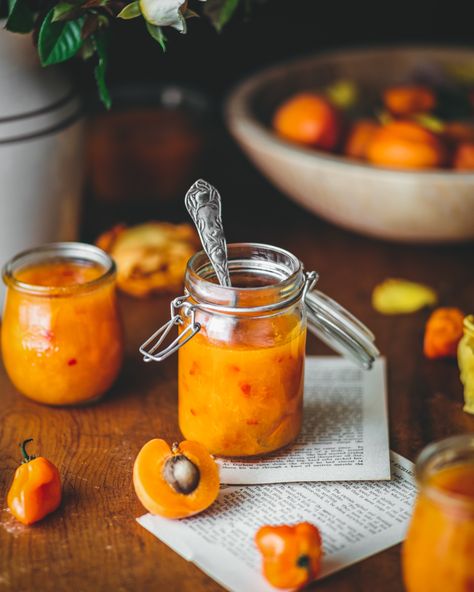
185, 179, 232, 287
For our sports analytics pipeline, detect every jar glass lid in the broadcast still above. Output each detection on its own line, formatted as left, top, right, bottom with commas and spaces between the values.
305, 289, 379, 369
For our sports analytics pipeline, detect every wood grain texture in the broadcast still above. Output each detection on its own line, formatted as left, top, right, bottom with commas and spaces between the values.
1, 129, 473, 592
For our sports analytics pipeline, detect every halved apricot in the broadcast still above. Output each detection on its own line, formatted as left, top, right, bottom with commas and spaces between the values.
383, 85, 436, 116
133, 439, 219, 519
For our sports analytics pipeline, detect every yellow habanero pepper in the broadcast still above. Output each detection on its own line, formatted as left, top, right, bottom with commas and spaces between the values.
7, 439, 62, 525
458, 315, 474, 415
255, 522, 323, 589
372, 278, 437, 315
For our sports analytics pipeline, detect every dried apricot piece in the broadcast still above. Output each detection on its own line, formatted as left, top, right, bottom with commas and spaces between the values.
96, 222, 200, 297
133, 439, 219, 519
372, 279, 437, 315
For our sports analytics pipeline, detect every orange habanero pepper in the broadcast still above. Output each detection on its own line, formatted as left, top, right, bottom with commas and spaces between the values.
423, 307, 465, 359
255, 522, 323, 589
7, 439, 62, 525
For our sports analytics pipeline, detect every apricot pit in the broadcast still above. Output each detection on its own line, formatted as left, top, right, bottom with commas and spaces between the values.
162, 445, 200, 494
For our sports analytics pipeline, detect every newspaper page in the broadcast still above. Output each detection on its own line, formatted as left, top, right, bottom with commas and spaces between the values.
138, 452, 416, 592
218, 357, 390, 484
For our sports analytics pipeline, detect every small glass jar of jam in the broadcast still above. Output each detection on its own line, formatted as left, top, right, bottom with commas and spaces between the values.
2, 242, 124, 405
403, 434, 474, 592
141, 243, 378, 457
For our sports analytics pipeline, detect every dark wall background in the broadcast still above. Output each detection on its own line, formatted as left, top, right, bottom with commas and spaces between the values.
98, 0, 474, 100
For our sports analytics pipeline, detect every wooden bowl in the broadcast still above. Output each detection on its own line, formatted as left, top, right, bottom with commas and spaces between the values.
225, 46, 474, 243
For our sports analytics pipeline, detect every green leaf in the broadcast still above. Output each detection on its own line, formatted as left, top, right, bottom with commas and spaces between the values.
92, 33, 111, 109
117, 1, 141, 19
5, 0, 34, 33
38, 9, 85, 66
146, 22, 166, 52
205, 0, 239, 31
52, 3, 78, 22
218, 0, 239, 28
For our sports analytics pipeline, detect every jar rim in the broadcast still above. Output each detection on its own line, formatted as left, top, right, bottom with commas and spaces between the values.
185, 242, 305, 312
2, 242, 116, 296
415, 434, 474, 510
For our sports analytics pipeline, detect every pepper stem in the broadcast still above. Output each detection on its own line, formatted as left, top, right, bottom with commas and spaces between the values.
297, 554, 310, 569
19, 438, 36, 464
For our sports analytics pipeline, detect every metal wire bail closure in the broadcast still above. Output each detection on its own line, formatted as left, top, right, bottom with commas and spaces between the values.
139, 296, 201, 362
138, 269, 379, 370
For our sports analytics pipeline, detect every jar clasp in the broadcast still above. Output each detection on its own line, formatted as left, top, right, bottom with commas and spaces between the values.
139, 272, 318, 363
139, 296, 201, 362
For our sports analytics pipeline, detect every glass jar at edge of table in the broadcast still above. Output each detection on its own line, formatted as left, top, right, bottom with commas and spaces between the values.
2, 243, 124, 405
403, 434, 474, 592
140, 243, 379, 457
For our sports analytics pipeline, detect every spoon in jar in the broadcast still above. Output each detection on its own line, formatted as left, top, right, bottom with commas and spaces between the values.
185, 179, 232, 287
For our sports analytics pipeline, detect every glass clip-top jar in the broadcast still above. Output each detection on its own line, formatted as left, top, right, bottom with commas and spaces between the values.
140, 243, 379, 457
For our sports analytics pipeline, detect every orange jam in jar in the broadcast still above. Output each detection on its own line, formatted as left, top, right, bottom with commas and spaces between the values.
177, 244, 308, 457
403, 435, 474, 592
2, 243, 123, 405
141, 243, 378, 457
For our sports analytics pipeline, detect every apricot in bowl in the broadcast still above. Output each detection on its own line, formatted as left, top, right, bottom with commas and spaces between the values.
225, 46, 474, 242
272, 93, 341, 151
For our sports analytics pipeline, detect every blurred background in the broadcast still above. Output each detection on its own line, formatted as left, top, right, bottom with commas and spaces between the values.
77, 0, 474, 239
3, 0, 474, 265
101, 0, 474, 97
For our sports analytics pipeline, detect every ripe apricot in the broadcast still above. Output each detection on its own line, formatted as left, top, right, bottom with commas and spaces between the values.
366, 121, 446, 169
344, 119, 379, 159
273, 93, 341, 150
383, 85, 436, 116
453, 142, 474, 170
133, 439, 219, 519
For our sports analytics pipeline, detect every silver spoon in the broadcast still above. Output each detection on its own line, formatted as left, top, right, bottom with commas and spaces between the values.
185, 179, 232, 287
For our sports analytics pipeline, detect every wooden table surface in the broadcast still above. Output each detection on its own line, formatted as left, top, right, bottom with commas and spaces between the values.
1, 126, 473, 592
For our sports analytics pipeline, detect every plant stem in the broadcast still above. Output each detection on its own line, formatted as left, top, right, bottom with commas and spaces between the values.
19, 439, 36, 464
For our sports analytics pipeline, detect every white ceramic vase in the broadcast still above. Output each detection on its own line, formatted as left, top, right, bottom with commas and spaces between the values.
0, 26, 84, 306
